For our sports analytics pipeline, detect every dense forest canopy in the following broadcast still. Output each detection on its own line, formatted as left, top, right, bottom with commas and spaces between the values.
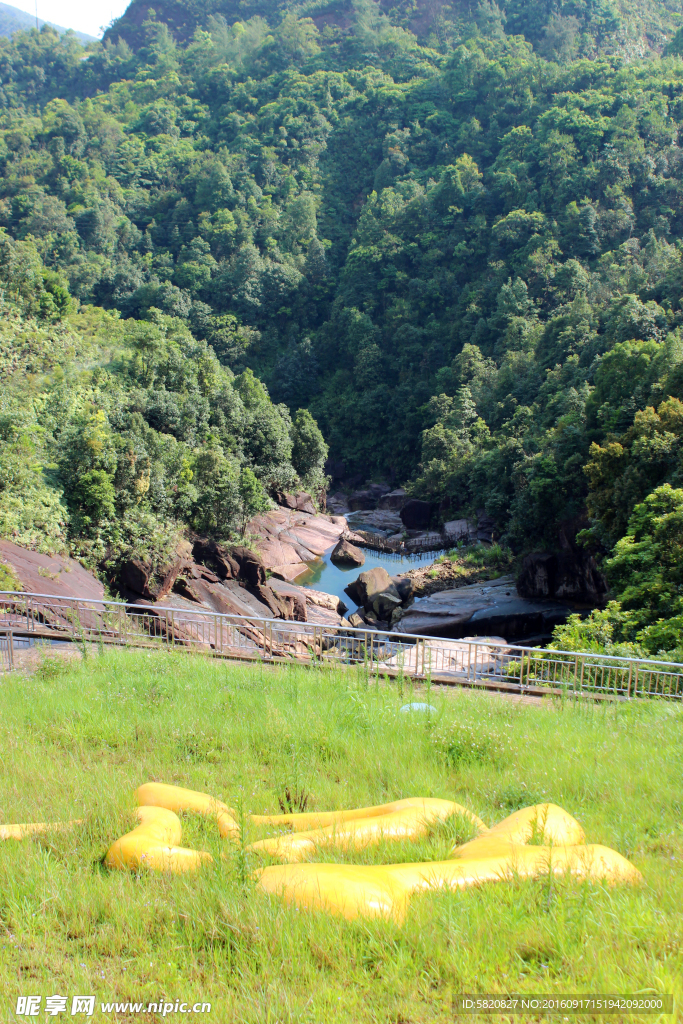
3, 0, 683, 650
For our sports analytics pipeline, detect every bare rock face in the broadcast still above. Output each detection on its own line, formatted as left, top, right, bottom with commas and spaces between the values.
191, 539, 240, 580
395, 576, 573, 642
517, 550, 606, 604
0, 539, 104, 602
120, 557, 153, 598
330, 538, 365, 568
245, 508, 344, 569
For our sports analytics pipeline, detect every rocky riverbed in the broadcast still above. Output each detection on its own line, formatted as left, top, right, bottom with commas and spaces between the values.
0, 483, 603, 648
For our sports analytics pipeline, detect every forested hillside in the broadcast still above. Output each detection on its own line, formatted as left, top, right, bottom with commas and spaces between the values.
2, 0, 683, 648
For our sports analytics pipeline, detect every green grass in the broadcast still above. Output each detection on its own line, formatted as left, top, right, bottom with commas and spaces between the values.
0, 648, 681, 1022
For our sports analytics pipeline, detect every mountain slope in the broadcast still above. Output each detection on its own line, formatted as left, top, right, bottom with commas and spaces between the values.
0, 1, 95, 41
103, 0, 681, 57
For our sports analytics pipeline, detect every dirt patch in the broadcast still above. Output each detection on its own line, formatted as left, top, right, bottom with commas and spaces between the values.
6, 643, 83, 674
400, 557, 516, 599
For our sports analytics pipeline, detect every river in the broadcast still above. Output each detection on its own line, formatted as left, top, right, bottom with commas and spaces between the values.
297, 543, 436, 609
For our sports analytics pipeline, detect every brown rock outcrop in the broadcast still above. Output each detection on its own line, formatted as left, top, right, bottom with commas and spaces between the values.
0, 539, 104, 602
330, 538, 365, 568
245, 508, 345, 570
344, 567, 400, 614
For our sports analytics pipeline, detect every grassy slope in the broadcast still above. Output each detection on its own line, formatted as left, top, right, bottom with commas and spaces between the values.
0, 649, 681, 1022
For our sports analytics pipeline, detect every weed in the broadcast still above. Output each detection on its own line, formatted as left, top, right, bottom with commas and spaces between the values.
277, 786, 310, 814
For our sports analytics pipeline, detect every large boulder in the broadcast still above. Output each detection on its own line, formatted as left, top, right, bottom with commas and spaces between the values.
295, 492, 317, 515
344, 566, 395, 610
516, 552, 555, 599
192, 540, 267, 588
392, 576, 416, 603
347, 489, 379, 511
378, 488, 407, 510
330, 539, 365, 568
192, 539, 240, 580
326, 492, 350, 515
372, 584, 402, 621
252, 583, 289, 618
273, 490, 298, 510
395, 576, 573, 642
119, 558, 153, 598
476, 510, 496, 544
230, 546, 267, 587
517, 549, 606, 604
400, 499, 434, 530
442, 519, 475, 546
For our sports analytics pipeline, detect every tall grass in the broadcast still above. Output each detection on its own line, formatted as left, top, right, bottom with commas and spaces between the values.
0, 648, 681, 1022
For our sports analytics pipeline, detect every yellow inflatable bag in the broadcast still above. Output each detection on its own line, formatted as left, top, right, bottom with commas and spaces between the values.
104, 806, 213, 873
255, 802, 642, 922
135, 782, 239, 839
0, 819, 82, 840
249, 798, 485, 861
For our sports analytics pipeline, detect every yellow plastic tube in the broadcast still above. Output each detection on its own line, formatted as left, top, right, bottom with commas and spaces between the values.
0, 820, 82, 840
255, 803, 642, 922
135, 782, 239, 839
250, 797, 486, 833
248, 798, 486, 862
257, 843, 640, 923
104, 806, 213, 873
449, 803, 586, 859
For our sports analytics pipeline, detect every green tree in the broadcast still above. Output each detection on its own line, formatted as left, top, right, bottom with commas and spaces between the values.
606, 484, 683, 651
291, 408, 328, 496
238, 466, 268, 537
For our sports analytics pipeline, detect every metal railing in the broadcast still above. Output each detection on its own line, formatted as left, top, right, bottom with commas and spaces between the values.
345, 529, 447, 555
0, 590, 682, 699
0, 629, 13, 672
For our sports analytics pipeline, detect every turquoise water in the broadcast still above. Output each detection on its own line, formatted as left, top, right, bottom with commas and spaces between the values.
297, 544, 437, 609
